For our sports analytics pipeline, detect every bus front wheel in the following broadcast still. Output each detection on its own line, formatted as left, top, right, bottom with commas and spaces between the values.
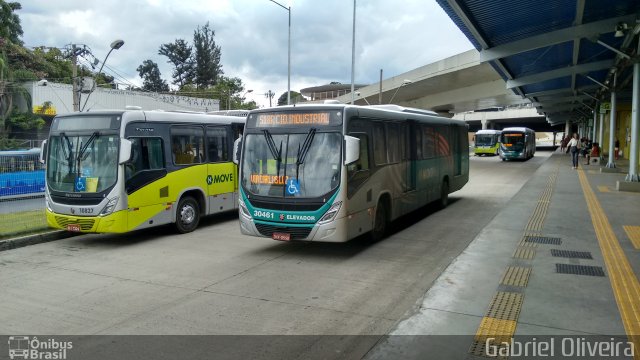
175, 196, 200, 233
371, 201, 388, 241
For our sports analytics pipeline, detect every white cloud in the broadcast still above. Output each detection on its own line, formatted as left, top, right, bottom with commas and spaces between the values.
18, 0, 473, 108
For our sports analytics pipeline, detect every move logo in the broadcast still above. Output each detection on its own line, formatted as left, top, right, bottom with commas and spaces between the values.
8, 336, 73, 360
207, 173, 233, 185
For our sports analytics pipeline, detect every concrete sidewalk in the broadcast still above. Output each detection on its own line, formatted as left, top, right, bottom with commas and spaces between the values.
368, 151, 640, 359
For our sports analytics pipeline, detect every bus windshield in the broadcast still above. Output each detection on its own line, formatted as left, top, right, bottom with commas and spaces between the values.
475, 134, 496, 146
502, 133, 524, 150
241, 131, 341, 198
46, 134, 119, 193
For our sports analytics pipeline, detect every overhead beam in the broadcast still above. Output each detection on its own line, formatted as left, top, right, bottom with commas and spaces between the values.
537, 102, 590, 112
532, 94, 591, 107
525, 85, 599, 98
506, 60, 614, 89
479, 15, 637, 62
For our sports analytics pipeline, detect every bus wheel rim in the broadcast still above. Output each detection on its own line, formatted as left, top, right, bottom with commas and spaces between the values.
181, 205, 195, 224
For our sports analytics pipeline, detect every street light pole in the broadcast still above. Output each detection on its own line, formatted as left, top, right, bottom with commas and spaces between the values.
270, 0, 291, 105
389, 79, 412, 104
81, 39, 125, 112
350, 0, 356, 104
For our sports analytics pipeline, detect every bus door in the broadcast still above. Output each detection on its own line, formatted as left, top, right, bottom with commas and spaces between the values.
206, 125, 236, 214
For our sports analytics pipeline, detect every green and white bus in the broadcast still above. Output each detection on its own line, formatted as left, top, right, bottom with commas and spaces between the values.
235, 104, 469, 242
499, 127, 536, 161
42, 109, 244, 234
474, 129, 501, 156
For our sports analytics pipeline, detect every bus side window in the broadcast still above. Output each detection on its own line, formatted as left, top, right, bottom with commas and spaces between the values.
206, 126, 228, 163
171, 126, 204, 165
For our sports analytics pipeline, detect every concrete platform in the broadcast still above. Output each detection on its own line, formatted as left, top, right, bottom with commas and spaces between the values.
369, 151, 640, 359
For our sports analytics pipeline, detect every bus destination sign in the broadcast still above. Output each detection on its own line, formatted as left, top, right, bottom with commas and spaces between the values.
252, 112, 341, 127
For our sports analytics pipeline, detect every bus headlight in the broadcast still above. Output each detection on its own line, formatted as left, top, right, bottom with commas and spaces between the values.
100, 196, 119, 216
239, 200, 252, 219
318, 201, 342, 224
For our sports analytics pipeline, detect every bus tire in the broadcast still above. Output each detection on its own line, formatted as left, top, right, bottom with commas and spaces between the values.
175, 196, 200, 233
371, 201, 388, 242
438, 179, 449, 209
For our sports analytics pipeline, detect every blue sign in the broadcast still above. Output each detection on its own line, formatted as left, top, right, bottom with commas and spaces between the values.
75, 177, 86, 192
286, 178, 300, 195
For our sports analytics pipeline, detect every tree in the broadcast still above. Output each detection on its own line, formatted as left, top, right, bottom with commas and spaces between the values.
0, 1, 23, 45
277, 91, 305, 106
137, 59, 169, 92
158, 39, 194, 89
193, 22, 223, 89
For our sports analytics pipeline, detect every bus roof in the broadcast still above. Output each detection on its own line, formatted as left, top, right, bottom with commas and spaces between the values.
475, 129, 501, 135
247, 103, 466, 126
55, 109, 246, 126
501, 127, 533, 133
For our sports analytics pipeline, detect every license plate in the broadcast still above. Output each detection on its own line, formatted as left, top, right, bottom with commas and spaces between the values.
272, 232, 290, 241
67, 224, 81, 232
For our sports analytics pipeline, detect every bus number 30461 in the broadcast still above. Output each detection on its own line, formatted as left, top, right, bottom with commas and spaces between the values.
254, 210, 274, 219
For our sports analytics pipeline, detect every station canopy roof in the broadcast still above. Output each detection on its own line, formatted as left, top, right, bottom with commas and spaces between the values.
437, 0, 640, 126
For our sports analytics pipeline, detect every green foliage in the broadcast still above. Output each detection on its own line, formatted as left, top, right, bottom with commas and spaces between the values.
159, 39, 194, 88
193, 22, 223, 89
6, 108, 44, 130
137, 59, 169, 92
277, 91, 305, 106
0, 1, 23, 45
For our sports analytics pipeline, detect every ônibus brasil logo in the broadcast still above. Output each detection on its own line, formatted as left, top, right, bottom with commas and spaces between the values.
8, 336, 73, 360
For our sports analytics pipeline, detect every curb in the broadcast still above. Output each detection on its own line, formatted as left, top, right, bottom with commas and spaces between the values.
0, 230, 79, 252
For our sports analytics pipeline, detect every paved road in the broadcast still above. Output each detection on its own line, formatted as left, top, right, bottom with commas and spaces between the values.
0, 196, 44, 214
0, 152, 552, 356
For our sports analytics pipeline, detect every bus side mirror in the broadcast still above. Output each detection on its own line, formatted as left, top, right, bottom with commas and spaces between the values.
119, 138, 132, 164
233, 137, 242, 165
39, 140, 47, 164
344, 135, 360, 165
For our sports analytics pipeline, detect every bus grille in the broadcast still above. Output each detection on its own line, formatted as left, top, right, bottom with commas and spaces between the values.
254, 223, 312, 240
55, 216, 95, 230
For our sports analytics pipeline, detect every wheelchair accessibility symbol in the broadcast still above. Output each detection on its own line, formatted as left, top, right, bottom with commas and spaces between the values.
75, 177, 86, 192
286, 178, 300, 195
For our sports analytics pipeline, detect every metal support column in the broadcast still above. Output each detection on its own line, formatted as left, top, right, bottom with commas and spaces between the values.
606, 72, 617, 168
565, 120, 571, 138
598, 112, 604, 148
626, 58, 639, 181
592, 105, 598, 141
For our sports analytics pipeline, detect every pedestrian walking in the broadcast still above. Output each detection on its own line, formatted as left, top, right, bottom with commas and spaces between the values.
567, 133, 581, 169
614, 139, 620, 160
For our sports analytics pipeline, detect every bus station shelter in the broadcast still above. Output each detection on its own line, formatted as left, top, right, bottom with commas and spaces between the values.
437, 0, 640, 184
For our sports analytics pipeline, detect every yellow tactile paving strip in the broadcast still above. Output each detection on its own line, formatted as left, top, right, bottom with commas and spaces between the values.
623, 225, 640, 250
577, 169, 640, 353
501, 266, 532, 287
470, 165, 560, 358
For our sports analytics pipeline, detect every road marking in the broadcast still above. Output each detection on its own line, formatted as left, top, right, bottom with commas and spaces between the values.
598, 185, 611, 193
623, 225, 640, 250
577, 169, 640, 345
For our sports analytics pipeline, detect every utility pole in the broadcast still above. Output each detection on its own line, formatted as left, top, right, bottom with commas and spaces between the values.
265, 90, 275, 107
379, 69, 383, 104
71, 44, 79, 112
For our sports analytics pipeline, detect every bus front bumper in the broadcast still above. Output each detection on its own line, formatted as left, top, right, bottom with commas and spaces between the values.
46, 209, 129, 233
239, 216, 348, 242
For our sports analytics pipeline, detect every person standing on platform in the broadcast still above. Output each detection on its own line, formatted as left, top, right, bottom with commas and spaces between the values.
567, 133, 581, 169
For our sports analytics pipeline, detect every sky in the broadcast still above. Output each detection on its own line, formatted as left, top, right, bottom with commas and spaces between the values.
17, 0, 474, 108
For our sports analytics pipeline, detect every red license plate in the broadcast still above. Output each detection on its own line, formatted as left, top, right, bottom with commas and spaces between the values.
67, 224, 81, 232
272, 232, 291, 241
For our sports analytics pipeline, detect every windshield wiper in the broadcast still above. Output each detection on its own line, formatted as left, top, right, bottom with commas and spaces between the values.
75, 132, 99, 183
59, 132, 74, 175
262, 130, 282, 176
295, 128, 316, 180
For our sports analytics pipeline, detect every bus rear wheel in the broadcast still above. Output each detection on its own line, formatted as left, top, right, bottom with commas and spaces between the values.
371, 201, 388, 241
438, 179, 449, 209
175, 196, 200, 233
